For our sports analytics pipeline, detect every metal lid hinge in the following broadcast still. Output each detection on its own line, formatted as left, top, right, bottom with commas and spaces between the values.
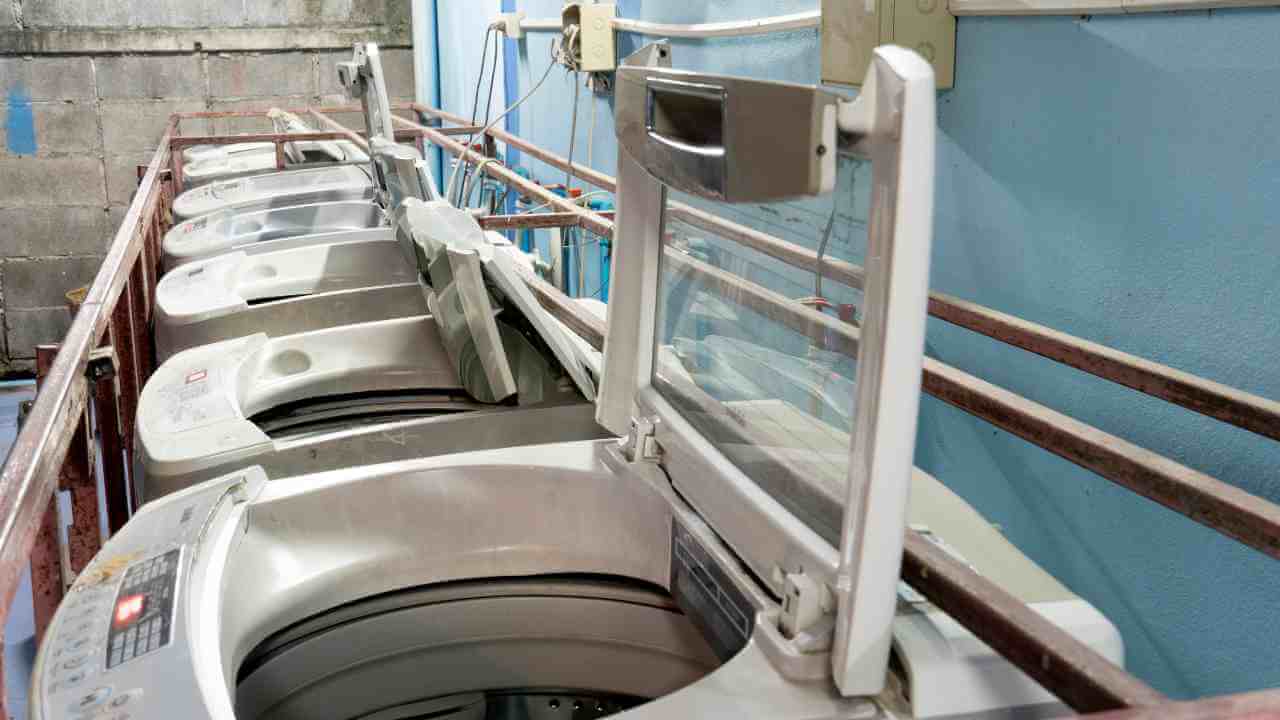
621, 415, 662, 463
778, 568, 836, 646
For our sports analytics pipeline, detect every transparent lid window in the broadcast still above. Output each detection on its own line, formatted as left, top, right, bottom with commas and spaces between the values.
652, 156, 869, 544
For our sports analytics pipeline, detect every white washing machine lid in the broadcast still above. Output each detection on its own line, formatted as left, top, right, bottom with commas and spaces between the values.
156, 238, 417, 326
596, 49, 939, 695
171, 164, 375, 220
162, 203, 389, 269
136, 316, 463, 480
395, 199, 598, 405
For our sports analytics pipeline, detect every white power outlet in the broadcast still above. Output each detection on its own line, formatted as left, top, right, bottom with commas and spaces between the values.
578, 3, 617, 72
821, 0, 955, 89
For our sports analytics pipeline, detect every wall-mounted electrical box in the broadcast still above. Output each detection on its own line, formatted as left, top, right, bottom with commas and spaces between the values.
821, 0, 955, 89
561, 2, 617, 72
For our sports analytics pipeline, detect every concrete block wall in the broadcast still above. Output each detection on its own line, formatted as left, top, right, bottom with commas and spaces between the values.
0, 0, 414, 373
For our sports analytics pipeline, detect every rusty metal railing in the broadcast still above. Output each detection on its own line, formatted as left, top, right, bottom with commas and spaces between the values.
0, 103, 1276, 719
394, 105, 1280, 717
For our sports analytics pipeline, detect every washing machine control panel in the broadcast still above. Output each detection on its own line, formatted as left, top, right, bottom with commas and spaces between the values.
104, 549, 180, 669
32, 469, 267, 720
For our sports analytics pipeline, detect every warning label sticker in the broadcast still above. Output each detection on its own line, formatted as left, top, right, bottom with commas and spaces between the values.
158, 365, 235, 432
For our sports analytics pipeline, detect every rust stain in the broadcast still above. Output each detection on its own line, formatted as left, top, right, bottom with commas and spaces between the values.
74, 551, 141, 588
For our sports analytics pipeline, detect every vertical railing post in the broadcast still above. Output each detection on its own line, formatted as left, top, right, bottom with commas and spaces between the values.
92, 336, 129, 533
29, 346, 65, 643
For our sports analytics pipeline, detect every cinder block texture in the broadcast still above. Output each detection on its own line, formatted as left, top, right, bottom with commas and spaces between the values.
380, 48, 416, 100
0, 207, 113, 257
0, 157, 106, 206
101, 100, 205, 152
95, 55, 205, 99
208, 96, 314, 134
105, 153, 154, 205
7, 308, 73, 359
0, 57, 96, 101
25, 1, 207, 29
208, 52, 317, 98
0, 32, 414, 368
3, 256, 105, 309
0, 102, 99, 156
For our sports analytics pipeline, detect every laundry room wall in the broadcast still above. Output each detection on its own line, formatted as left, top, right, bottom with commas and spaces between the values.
0, 0, 416, 371
427, 0, 1280, 700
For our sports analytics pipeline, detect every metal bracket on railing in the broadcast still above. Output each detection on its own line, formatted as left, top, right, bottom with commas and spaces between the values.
86, 347, 117, 383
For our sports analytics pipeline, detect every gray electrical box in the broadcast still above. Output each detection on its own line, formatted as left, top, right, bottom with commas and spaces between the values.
821, 0, 955, 89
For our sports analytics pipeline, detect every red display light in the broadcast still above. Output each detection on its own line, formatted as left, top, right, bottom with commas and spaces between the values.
114, 595, 145, 628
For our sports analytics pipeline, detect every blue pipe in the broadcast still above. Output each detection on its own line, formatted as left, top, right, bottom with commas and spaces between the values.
500, 0, 522, 201
430, 1, 445, 193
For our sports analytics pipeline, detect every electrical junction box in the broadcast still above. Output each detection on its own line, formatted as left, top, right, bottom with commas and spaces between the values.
563, 2, 617, 72
821, 0, 955, 89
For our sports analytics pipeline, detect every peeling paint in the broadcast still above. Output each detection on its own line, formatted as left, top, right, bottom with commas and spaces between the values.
4, 86, 37, 156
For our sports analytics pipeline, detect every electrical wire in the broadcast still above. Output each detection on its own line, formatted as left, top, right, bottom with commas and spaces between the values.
457, 29, 500, 206
814, 206, 836, 300
521, 190, 611, 215
586, 80, 596, 170
565, 71, 581, 192
445, 42, 561, 206
462, 158, 502, 207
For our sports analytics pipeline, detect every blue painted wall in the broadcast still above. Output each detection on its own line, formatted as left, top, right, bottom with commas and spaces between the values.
4, 87, 37, 156
429, 1, 1280, 698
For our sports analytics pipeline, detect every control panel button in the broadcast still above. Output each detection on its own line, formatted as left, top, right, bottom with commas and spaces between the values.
108, 689, 142, 709
64, 636, 94, 653
67, 685, 111, 713
55, 668, 89, 692
60, 654, 89, 671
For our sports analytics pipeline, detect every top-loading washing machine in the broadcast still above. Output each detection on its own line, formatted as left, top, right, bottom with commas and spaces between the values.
31, 49, 1126, 720
161, 44, 438, 270
171, 164, 376, 221
139, 197, 601, 499
181, 109, 370, 189
155, 139, 449, 359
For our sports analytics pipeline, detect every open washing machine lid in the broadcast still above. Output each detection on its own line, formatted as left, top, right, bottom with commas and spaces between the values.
593, 47, 938, 695
393, 198, 598, 405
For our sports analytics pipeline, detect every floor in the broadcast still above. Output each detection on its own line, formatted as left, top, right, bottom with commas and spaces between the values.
0, 381, 38, 720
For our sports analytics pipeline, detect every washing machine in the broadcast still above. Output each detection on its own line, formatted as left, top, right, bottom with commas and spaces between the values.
139, 198, 600, 498
153, 240, 423, 362
162, 140, 443, 271
170, 43, 403, 221
170, 164, 377, 221
182, 109, 369, 188
33, 50, 1123, 720
155, 140, 449, 357
163, 201, 390, 271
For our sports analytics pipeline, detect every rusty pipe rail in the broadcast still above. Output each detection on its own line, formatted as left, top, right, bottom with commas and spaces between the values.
0, 104, 1272, 720
402, 104, 1280, 445
0, 118, 176, 718
409, 111, 1280, 715
407, 109, 1280, 558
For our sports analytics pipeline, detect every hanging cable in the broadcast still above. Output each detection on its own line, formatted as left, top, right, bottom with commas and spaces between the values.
462, 158, 502, 208
445, 39, 562, 206
565, 71, 581, 192
457, 28, 499, 205
586, 79, 596, 170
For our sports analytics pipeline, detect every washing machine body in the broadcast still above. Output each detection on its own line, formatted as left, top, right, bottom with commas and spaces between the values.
34, 48, 1124, 720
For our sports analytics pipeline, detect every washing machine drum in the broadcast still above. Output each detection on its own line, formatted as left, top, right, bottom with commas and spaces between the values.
235, 577, 721, 720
